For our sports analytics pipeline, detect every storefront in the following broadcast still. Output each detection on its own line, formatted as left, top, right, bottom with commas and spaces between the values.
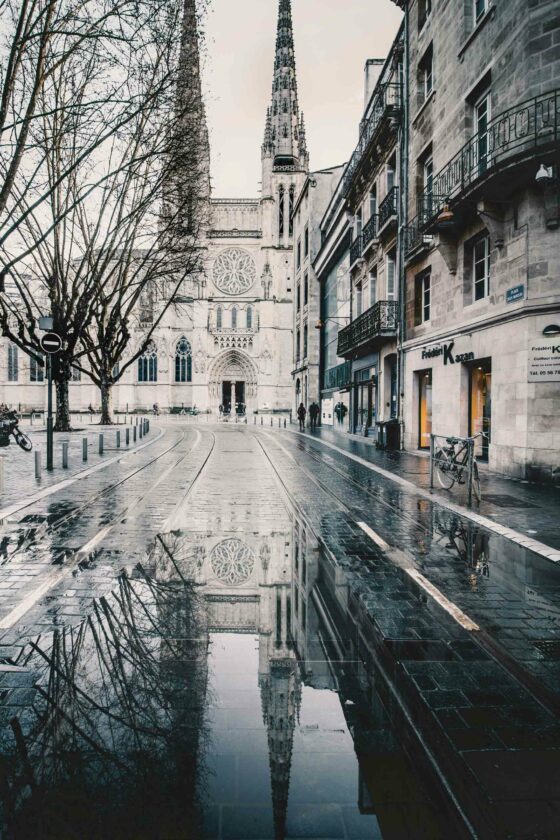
417, 369, 432, 449
469, 359, 492, 460
352, 363, 377, 434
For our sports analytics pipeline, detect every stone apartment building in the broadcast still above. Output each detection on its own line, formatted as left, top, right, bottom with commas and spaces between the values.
291, 166, 344, 418
398, 0, 560, 480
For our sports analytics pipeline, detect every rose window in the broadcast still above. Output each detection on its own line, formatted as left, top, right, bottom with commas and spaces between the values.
213, 248, 256, 295
211, 538, 255, 585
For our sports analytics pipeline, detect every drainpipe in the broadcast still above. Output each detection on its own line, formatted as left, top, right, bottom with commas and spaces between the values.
397, 12, 409, 450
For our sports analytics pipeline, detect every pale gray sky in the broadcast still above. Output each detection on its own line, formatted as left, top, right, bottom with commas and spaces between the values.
201, 0, 403, 197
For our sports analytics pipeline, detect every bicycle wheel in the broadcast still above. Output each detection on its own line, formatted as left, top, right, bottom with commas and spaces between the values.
14, 430, 32, 452
471, 461, 482, 503
434, 449, 455, 490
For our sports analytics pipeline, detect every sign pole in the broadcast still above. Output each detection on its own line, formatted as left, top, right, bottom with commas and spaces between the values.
46, 354, 53, 471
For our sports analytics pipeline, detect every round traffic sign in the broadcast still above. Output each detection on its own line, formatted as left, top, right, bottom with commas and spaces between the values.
40, 332, 62, 354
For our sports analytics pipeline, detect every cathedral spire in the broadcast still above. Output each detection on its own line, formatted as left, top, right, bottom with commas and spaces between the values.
264, 0, 306, 170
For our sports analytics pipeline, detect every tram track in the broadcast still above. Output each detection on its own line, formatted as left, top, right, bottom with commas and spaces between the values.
253, 429, 560, 718
0, 428, 216, 630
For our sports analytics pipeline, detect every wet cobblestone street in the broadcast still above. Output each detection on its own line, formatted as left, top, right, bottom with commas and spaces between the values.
0, 422, 558, 839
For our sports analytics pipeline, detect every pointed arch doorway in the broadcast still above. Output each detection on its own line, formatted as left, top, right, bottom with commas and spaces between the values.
208, 350, 258, 416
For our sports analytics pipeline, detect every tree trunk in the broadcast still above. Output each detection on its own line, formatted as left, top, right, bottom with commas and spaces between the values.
100, 381, 113, 425
54, 376, 71, 431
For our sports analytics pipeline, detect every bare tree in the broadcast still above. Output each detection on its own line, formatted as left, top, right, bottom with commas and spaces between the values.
0, 0, 206, 430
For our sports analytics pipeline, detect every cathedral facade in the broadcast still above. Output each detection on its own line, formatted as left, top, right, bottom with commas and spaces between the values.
0, 0, 307, 417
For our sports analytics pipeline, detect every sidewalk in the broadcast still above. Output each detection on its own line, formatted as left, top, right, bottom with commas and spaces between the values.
294, 425, 560, 553
0, 419, 156, 517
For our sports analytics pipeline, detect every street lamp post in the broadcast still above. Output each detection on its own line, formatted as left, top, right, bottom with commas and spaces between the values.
38, 316, 59, 472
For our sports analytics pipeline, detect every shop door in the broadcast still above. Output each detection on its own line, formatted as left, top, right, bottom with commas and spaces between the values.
470, 360, 491, 460
418, 370, 432, 449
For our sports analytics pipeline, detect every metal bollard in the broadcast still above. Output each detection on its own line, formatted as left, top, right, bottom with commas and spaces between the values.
278, 418, 281, 428
83, 437, 88, 461
35, 450, 41, 479
270, 418, 273, 426
62, 441, 69, 469
116, 430, 121, 448
284, 419, 286, 428
30, 414, 33, 426
99, 434, 104, 455
261, 416, 263, 425
126, 428, 130, 446
139, 423, 143, 439
133, 427, 137, 442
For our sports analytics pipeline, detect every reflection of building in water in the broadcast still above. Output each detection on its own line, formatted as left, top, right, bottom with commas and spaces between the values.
154, 525, 300, 837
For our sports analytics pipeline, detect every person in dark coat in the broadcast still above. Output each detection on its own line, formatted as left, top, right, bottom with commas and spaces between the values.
297, 402, 306, 431
309, 402, 320, 430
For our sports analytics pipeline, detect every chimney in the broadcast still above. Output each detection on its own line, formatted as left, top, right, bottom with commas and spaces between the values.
364, 59, 385, 110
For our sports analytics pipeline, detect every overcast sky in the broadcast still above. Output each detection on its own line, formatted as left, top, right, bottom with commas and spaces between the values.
201, 0, 403, 197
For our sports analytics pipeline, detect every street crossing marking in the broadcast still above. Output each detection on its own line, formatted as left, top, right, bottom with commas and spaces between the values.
357, 521, 390, 551
404, 568, 480, 632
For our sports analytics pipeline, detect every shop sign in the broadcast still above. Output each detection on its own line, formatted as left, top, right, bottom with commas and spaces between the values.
506, 284, 525, 304
528, 340, 560, 382
421, 340, 474, 366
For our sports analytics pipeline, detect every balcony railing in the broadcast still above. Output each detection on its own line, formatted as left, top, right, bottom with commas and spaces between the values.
337, 300, 398, 356
362, 214, 378, 250
350, 234, 363, 267
378, 186, 399, 231
324, 361, 352, 391
404, 216, 434, 257
341, 82, 402, 197
418, 89, 560, 226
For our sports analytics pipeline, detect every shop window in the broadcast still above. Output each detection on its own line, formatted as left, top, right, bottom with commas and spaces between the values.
469, 359, 491, 460
418, 0, 432, 30
418, 369, 432, 449
29, 353, 44, 382
414, 269, 431, 325
7, 344, 18, 382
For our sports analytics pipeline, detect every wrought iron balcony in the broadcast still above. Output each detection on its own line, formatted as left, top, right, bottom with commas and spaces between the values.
350, 234, 363, 267
404, 216, 434, 258
362, 214, 378, 251
341, 82, 402, 197
378, 187, 399, 232
418, 89, 560, 227
324, 361, 352, 391
337, 300, 398, 356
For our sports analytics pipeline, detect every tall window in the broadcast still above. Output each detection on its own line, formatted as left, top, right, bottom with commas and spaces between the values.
304, 225, 309, 257
355, 208, 362, 238
138, 341, 157, 382
297, 240, 301, 269
296, 329, 301, 362
231, 306, 238, 329
475, 0, 487, 23
303, 323, 308, 358
29, 353, 44, 382
71, 366, 81, 382
7, 344, 18, 382
475, 93, 491, 174
278, 184, 285, 238
370, 268, 378, 306
355, 283, 363, 318
304, 272, 309, 306
296, 284, 301, 312
387, 161, 395, 192
386, 252, 396, 301
175, 338, 192, 382
247, 306, 253, 329
419, 45, 433, 102
414, 269, 431, 325
424, 156, 434, 196
472, 234, 490, 301
369, 187, 377, 218
216, 305, 222, 329
419, 0, 432, 30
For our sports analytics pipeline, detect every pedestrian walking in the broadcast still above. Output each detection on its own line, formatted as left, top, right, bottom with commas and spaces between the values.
309, 402, 319, 430
297, 402, 306, 432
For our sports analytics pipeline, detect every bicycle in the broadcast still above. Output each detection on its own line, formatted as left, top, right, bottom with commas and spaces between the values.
433, 432, 488, 503
0, 409, 33, 452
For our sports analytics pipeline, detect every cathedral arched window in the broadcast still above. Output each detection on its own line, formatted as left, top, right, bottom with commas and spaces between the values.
282, 99, 288, 113
138, 341, 157, 382
289, 184, 295, 237
216, 305, 222, 329
278, 185, 285, 239
282, 123, 288, 138
7, 343, 18, 381
231, 306, 238, 329
175, 337, 192, 382
246, 306, 253, 329
29, 353, 44, 383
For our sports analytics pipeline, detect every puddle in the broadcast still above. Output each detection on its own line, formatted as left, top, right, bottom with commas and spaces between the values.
0, 518, 449, 839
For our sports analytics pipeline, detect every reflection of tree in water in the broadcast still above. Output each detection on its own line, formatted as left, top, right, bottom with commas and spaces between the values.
1, 566, 210, 839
